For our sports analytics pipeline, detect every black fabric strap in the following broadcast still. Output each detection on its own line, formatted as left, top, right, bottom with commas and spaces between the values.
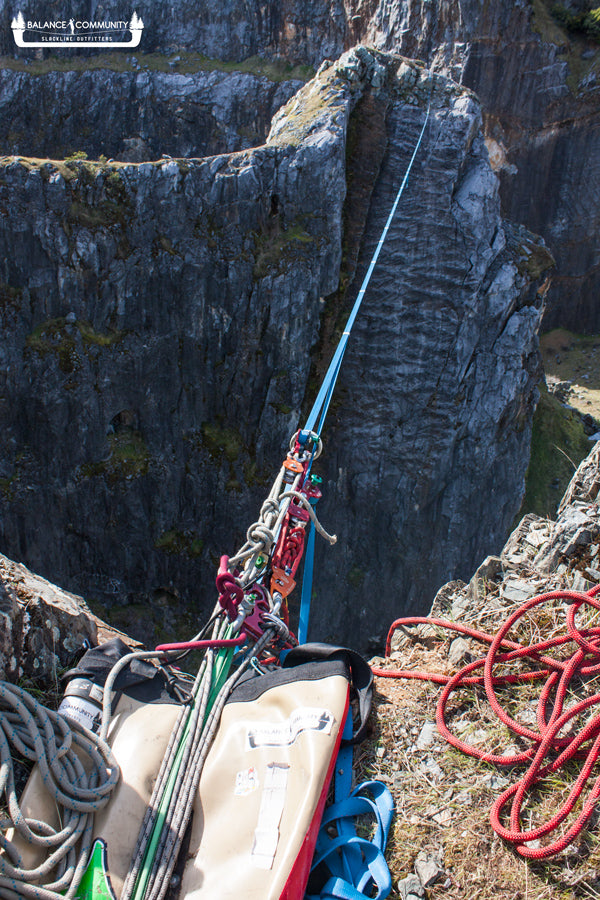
62, 637, 184, 705
226, 659, 349, 705
282, 643, 373, 744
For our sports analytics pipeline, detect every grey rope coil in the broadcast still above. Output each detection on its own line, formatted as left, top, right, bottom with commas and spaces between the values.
143, 630, 274, 900
0, 681, 119, 900
120, 620, 273, 900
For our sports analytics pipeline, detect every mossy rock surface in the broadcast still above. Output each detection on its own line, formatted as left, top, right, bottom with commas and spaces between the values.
0, 52, 313, 83
519, 384, 592, 519
80, 428, 151, 481
155, 529, 204, 558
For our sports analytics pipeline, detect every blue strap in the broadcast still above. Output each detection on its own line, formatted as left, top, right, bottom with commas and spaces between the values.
311, 836, 392, 897
302, 94, 432, 440
298, 519, 316, 644
334, 713, 354, 803
306, 780, 394, 900
316, 877, 370, 900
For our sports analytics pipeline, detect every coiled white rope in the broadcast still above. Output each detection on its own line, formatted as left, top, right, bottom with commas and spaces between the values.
0, 681, 119, 900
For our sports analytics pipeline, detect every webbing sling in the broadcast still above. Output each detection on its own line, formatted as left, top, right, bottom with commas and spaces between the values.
306, 716, 394, 900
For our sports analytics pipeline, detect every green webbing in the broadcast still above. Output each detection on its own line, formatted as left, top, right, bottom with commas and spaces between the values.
128, 644, 235, 900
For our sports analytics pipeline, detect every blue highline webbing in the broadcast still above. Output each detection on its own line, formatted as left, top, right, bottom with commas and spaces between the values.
298, 86, 433, 642
298, 519, 316, 644
302, 88, 433, 440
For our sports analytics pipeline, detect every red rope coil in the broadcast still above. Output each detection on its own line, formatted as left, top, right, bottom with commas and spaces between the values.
372, 585, 600, 859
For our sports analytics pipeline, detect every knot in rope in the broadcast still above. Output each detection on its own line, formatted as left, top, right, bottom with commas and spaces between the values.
245, 522, 275, 553
260, 497, 280, 521
262, 613, 291, 643
215, 557, 244, 619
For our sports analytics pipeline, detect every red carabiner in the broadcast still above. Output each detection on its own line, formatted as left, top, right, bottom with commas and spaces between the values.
216, 555, 244, 620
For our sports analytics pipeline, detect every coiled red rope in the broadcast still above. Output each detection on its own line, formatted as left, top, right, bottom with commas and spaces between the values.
372, 585, 600, 859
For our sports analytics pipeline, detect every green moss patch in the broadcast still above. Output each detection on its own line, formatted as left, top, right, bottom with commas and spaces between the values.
67, 169, 131, 230
268, 65, 349, 149
80, 428, 151, 480
530, 0, 600, 92
154, 528, 204, 557
347, 566, 366, 589
519, 383, 592, 519
550, 3, 600, 41
243, 459, 271, 487
190, 53, 313, 83
252, 220, 314, 280
0, 472, 18, 500
0, 282, 23, 311
541, 328, 600, 419
531, 0, 571, 43
78, 322, 125, 347
26, 317, 124, 358
506, 224, 555, 280
154, 234, 180, 258
26, 318, 79, 373
270, 402, 293, 415
64, 150, 88, 162
0, 51, 313, 83
200, 422, 244, 463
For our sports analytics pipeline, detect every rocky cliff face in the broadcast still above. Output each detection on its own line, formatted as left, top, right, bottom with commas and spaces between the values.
0, 46, 550, 647
306, 61, 552, 646
0, 551, 135, 682
351, 2, 599, 332
457, 4, 600, 334
0, 62, 302, 161
3, 1, 589, 330
0, 55, 346, 641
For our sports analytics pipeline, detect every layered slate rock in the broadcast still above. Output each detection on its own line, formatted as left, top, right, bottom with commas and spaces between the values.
428, 440, 600, 625
0, 64, 302, 161
3, 0, 588, 331
0, 49, 351, 643
457, 4, 600, 333
305, 53, 552, 646
0, 48, 550, 647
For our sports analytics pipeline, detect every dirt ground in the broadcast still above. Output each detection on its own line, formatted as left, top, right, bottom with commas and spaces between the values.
364, 576, 600, 899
